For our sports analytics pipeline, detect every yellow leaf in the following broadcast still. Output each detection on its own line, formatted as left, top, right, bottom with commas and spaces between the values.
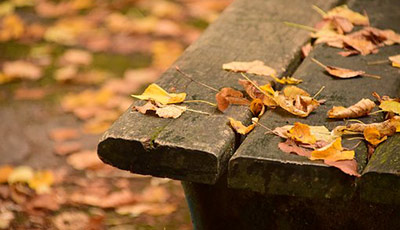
364, 126, 387, 146
275, 76, 303, 85
287, 122, 316, 144
389, 54, 400, 68
223, 60, 276, 76
310, 137, 355, 162
28, 170, 54, 194
250, 98, 265, 117
283, 86, 310, 99
7, 166, 34, 184
259, 83, 275, 95
0, 72, 12, 84
326, 5, 369, 26
379, 100, 400, 114
132, 83, 186, 105
0, 165, 13, 183
228, 117, 255, 135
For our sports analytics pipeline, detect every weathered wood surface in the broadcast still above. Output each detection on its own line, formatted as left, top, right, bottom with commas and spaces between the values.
98, 0, 338, 184
228, 0, 400, 199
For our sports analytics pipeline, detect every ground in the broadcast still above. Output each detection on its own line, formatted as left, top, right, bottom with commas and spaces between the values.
0, 0, 232, 229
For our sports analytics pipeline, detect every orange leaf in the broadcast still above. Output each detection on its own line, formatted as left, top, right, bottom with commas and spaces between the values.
287, 122, 317, 145
216, 87, 250, 112
250, 98, 265, 117
310, 137, 355, 162
389, 54, 400, 68
363, 126, 388, 146
0, 165, 13, 183
239, 80, 277, 107
228, 117, 255, 135
327, 98, 375, 119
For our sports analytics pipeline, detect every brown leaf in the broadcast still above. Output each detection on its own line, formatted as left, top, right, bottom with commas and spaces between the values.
58, 49, 93, 66
250, 98, 265, 117
273, 93, 320, 117
326, 5, 369, 26
116, 203, 177, 217
53, 141, 82, 156
49, 128, 80, 142
216, 87, 250, 112
70, 190, 138, 208
301, 43, 312, 58
342, 36, 376, 56
134, 101, 158, 114
238, 79, 277, 107
27, 193, 61, 211
327, 98, 375, 119
14, 88, 47, 100
223, 60, 276, 76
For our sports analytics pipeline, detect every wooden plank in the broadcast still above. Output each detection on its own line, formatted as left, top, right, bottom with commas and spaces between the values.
98, 0, 339, 184
228, 0, 400, 198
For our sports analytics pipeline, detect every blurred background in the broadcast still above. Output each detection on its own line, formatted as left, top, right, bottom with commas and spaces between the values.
0, 0, 232, 229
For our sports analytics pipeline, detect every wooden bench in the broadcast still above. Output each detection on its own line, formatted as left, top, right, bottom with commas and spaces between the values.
98, 0, 400, 229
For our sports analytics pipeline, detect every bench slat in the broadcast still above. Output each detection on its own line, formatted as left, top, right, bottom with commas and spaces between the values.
228, 0, 400, 198
98, 0, 338, 184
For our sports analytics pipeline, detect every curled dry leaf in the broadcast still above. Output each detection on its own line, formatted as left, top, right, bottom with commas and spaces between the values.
223, 60, 276, 76
132, 83, 186, 105
325, 64, 364, 78
310, 137, 355, 162
333, 116, 400, 136
327, 98, 375, 119
274, 124, 336, 144
228, 117, 255, 135
389, 54, 400, 68
364, 126, 387, 146
216, 87, 250, 112
239, 80, 277, 107
273, 92, 320, 117
274, 76, 303, 85
250, 98, 265, 117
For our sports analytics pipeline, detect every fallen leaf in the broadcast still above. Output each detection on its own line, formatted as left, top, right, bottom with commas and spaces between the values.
273, 92, 320, 117
66, 150, 104, 170
327, 98, 375, 119
389, 54, 400, 68
49, 128, 80, 142
0, 209, 14, 229
216, 87, 250, 112
301, 43, 312, 58
28, 170, 54, 194
27, 193, 60, 211
0, 165, 13, 183
132, 83, 186, 105
325, 64, 365, 78
274, 125, 336, 144
342, 36, 376, 56
278, 139, 311, 157
250, 98, 265, 117
116, 203, 177, 217
70, 189, 138, 208
326, 5, 369, 26
0, 14, 24, 42
141, 186, 170, 203
7, 166, 34, 184
379, 100, 400, 114
324, 159, 360, 177
287, 122, 317, 144
59, 49, 93, 66
53, 141, 82, 155
13, 87, 47, 100
239, 80, 277, 107
223, 60, 276, 76
2, 60, 42, 80
364, 126, 387, 146
156, 105, 186, 119
283, 86, 310, 99
274, 76, 303, 85
228, 117, 255, 135
310, 137, 355, 161
53, 211, 89, 230
134, 101, 158, 114
54, 66, 78, 82
333, 116, 400, 136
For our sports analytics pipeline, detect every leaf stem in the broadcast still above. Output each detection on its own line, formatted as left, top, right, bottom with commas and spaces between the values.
368, 110, 385, 115
361, 73, 381, 79
367, 60, 389, 65
186, 108, 212, 115
312, 5, 328, 16
175, 66, 219, 92
284, 21, 318, 32
252, 119, 273, 132
240, 73, 271, 97
184, 100, 217, 107
312, 86, 325, 99
311, 57, 327, 69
